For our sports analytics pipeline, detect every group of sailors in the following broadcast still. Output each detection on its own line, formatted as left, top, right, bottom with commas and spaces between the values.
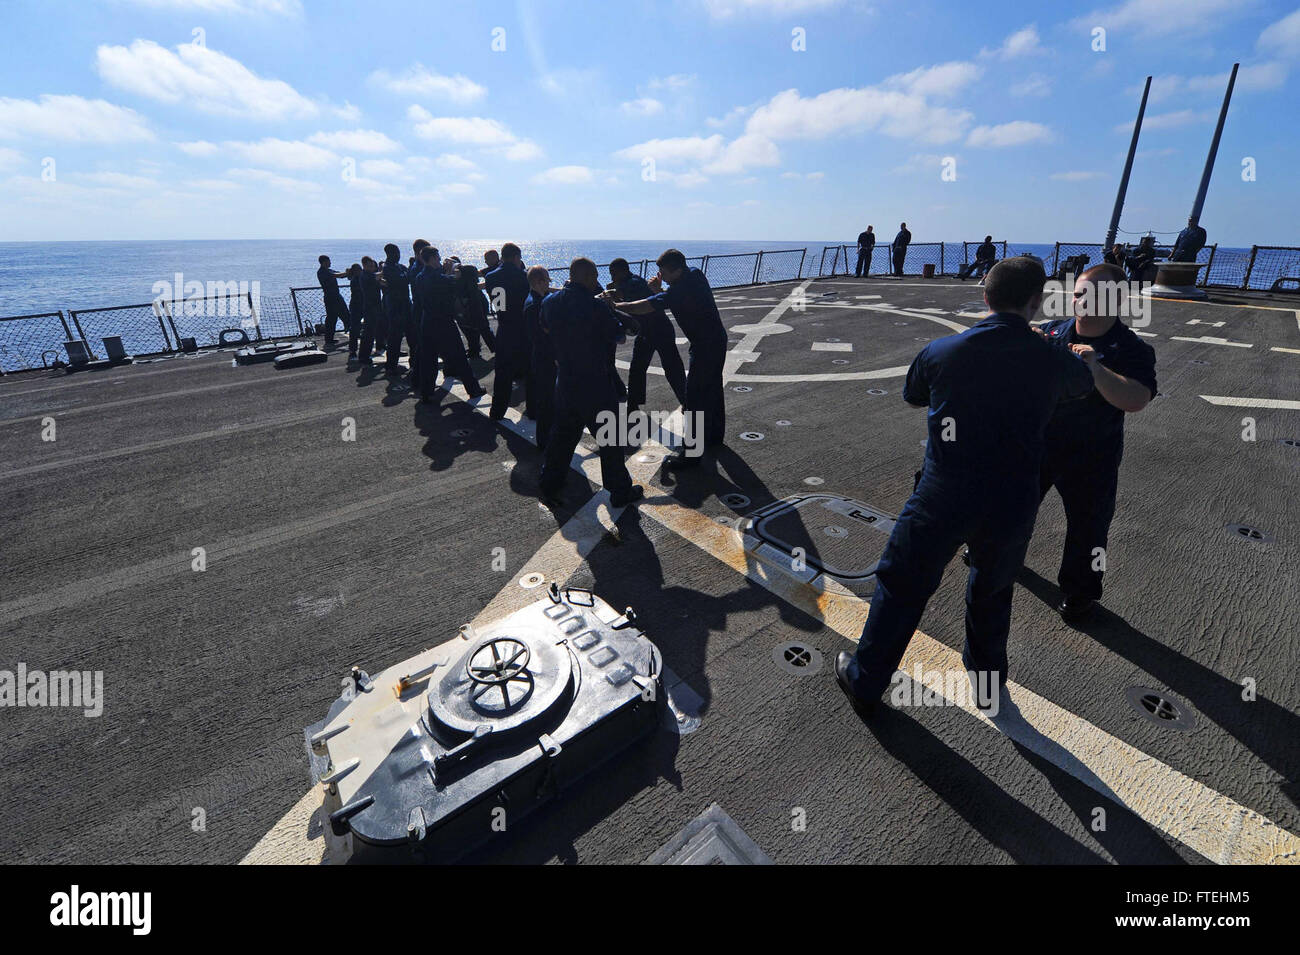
317, 242, 1159, 721
853, 223, 915, 278
315, 244, 728, 509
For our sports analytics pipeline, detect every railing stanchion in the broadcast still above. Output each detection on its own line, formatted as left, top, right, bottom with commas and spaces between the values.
1243, 245, 1258, 290
151, 300, 173, 352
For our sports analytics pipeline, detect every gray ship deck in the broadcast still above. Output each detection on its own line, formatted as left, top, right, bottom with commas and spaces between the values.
1, 276, 1297, 865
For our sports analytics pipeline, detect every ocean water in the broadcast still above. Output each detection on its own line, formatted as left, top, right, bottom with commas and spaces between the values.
0, 237, 1272, 321
0, 239, 844, 317
0, 238, 1075, 317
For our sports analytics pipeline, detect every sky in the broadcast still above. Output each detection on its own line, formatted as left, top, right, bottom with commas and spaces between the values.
1, 0, 1298, 245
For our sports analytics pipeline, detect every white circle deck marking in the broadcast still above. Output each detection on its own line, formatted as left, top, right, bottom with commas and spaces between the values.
519, 573, 545, 589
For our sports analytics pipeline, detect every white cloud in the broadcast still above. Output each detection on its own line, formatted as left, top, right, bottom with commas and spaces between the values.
1010, 73, 1052, 97
701, 133, 780, 174
333, 102, 362, 121
405, 108, 542, 161
886, 61, 982, 98
648, 74, 695, 91
78, 172, 158, 190
981, 24, 1045, 59
746, 86, 972, 145
96, 39, 317, 120
188, 178, 241, 191
434, 153, 476, 171
358, 158, 406, 179
1116, 109, 1210, 131
1258, 8, 1300, 59
175, 140, 219, 157
706, 105, 750, 128
409, 107, 507, 144
1187, 62, 1288, 93
1070, 0, 1246, 38
224, 138, 337, 169
0, 94, 154, 143
502, 140, 543, 161
306, 129, 401, 154
668, 170, 710, 188
538, 68, 600, 98
368, 65, 487, 103
966, 120, 1052, 147
614, 134, 725, 164
0, 147, 23, 170
893, 153, 949, 175
532, 165, 594, 185
1050, 170, 1104, 181
123, 0, 302, 14
620, 97, 665, 117
227, 168, 322, 192
1137, 63, 1288, 101
703, 0, 843, 16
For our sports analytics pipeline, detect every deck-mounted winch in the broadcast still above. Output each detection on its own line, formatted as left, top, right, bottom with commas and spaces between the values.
305, 586, 663, 863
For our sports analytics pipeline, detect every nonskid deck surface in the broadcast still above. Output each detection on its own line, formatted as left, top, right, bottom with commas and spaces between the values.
0, 276, 1297, 864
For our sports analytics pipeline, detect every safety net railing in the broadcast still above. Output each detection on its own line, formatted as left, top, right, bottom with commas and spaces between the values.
755, 248, 807, 284
163, 292, 271, 348
703, 252, 759, 288
0, 312, 73, 373
67, 302, 174, 359
1238, 246, 1300, 292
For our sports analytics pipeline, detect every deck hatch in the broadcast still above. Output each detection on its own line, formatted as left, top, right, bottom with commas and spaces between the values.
749, 494, 894, 581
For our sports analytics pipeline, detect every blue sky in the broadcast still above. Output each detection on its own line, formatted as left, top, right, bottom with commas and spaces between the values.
1, 0, 1298, 245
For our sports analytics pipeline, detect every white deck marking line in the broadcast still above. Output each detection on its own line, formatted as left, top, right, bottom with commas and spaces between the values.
1271, 346, 1300, 355
1135, 331, 1158, 338
614, 358, 910, 384
0, 364, 337, 425
723, 278, 814, 380
1170, 336, 1252, 348
811, 342, 854, 352
1199, 395, 1300, 410
860, 304, 970, 334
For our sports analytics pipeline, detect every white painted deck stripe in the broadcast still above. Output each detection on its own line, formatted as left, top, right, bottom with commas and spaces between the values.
1199, 395, 1300, 410
1170, 336, 1253, 348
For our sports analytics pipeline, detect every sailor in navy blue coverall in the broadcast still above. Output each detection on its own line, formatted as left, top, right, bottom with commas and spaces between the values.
1037, 263, 1156, 619
608, 257, 687, 413
834, 257, 1095, 716
537, 258, 643, 509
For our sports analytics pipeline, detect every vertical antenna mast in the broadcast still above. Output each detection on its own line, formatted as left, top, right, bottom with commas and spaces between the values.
1105, 75, 1151, 253
1189, 62, 1239, 227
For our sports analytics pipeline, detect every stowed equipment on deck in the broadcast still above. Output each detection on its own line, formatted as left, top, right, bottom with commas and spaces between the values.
306, 586, 664, 863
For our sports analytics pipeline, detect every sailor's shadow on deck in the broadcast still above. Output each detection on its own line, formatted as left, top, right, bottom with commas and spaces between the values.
861, 702, 1188, 863
410, 396, 524, 473
1017, 566, 1300, 809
